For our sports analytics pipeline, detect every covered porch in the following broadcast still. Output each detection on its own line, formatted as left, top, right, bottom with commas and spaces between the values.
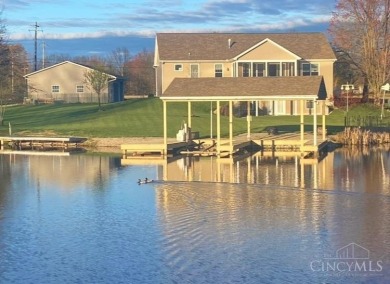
160, 76, 328, 157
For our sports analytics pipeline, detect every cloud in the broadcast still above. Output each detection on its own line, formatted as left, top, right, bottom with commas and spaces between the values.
9, 30, 156, 40
5, 0, 336, 41
1, 0, 53, 9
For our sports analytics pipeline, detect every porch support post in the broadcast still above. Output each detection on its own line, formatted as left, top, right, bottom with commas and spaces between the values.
210, 101, 213, 139
217, 100, 221, 155
163, 100, 168, 155
313, 99, 317, 147
247, 101, 251, 139
229, 100, 233, 155
187, 101, 192, 128
300, 99, 305, 152
322, 100, 326, 141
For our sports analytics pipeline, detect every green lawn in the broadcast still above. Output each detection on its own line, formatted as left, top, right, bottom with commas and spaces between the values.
0, 98, 389, 138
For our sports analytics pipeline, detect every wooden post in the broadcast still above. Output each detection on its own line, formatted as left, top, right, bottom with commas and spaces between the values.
217, 100, 221, 155
300, 99, 304, 152
210, 101, 213, 139
247, 101, 251, 139
187, 101, 192, 128
229, 100, 233, 155
163, 100, 167, 155
313, 99, 317, 147
322, 100, 326, 141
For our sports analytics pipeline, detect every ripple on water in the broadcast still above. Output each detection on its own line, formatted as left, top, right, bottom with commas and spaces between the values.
155, 182, 390, 284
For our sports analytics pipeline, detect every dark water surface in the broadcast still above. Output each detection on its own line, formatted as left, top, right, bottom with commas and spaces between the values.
0, 147, 389, 283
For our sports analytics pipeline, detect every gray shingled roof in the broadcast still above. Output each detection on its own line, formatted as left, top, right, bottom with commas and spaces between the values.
156, 33, 336, 61
161, 76, 327, 100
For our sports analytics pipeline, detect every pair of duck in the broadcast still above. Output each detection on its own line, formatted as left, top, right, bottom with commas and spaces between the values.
137, 178, 153, 185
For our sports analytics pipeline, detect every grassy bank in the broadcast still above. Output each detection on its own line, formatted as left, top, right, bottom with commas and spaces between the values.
0, 98, 388, 138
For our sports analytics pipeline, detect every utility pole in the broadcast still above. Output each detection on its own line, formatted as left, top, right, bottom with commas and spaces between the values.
29, 22, 41, 71
33, 22, 39, 71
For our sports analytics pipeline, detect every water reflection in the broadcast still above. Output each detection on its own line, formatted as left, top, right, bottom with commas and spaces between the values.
0, 153, 121, 192
0, 149, 389, 283
122, 146, 390, 194
154, 181, 390, 283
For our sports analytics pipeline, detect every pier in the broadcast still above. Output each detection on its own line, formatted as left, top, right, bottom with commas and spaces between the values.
0, 136, 87, 150
121, 132, 330, 159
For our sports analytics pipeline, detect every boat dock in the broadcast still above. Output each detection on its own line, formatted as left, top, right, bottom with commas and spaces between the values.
121, 139, 195, 157
0, 136, 87, 150
121, 132, 330, 159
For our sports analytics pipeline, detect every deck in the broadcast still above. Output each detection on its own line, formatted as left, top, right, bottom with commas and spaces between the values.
121, 132, 330, 159
121, 139, 195, 157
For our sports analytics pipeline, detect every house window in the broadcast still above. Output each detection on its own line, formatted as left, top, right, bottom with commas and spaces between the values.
174, 64, 183, 71
76, 85, 84, 93
52, 85, 60, 93
190, 64, 199, 78
253, 63, 265, 77
268, 62, 280, 77
242, 63, 251, 77
302, 63, 319, 76
215, 64, 223, 77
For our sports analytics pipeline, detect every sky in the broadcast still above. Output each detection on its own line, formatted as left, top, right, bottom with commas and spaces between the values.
1, 0, 338, 58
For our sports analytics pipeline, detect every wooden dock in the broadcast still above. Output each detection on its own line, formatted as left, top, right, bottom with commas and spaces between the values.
121, 132, 330, 160
0, 136, 87, 150
121, 139, 196, 157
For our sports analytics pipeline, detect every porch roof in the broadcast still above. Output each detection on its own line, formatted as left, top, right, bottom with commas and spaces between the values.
160, 76, 327, 101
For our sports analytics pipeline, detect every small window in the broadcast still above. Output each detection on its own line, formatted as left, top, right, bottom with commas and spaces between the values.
174, 64, 183, 71
311, 64, 319, 76
52, 85, 60, 93
76, 85, 84, 93
302, 63, 319, 76
215, 64, 223, 77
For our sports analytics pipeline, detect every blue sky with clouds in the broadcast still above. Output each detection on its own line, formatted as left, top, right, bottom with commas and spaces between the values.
1, 0, 338, 57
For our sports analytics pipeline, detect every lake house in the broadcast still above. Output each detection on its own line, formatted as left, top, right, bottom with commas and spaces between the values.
154, 32, 336, 115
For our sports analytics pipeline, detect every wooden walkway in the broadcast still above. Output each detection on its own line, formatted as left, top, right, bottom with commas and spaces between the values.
0, 136, 87, 150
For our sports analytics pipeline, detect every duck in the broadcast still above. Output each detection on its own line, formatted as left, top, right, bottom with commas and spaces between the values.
137, 178, 154, 185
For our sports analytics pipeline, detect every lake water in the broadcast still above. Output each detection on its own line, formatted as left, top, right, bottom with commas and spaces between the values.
0, 147, 389, 283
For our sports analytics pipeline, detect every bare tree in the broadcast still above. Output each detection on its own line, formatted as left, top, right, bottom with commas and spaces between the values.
0, 12, 10, 125
9, 44, 29, 101
329, 0, 390, 103
84, 69, 111, 110
108, 47, 131, 76
0, 85, 6, 126
125, 50, 155, 96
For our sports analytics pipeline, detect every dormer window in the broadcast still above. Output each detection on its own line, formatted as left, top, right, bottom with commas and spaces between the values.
174, 64, 183, 71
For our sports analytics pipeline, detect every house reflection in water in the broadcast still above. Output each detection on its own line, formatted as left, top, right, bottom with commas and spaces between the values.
122, 151, 336, 190
146, 148, 390, 283
122, 146, 390, 193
